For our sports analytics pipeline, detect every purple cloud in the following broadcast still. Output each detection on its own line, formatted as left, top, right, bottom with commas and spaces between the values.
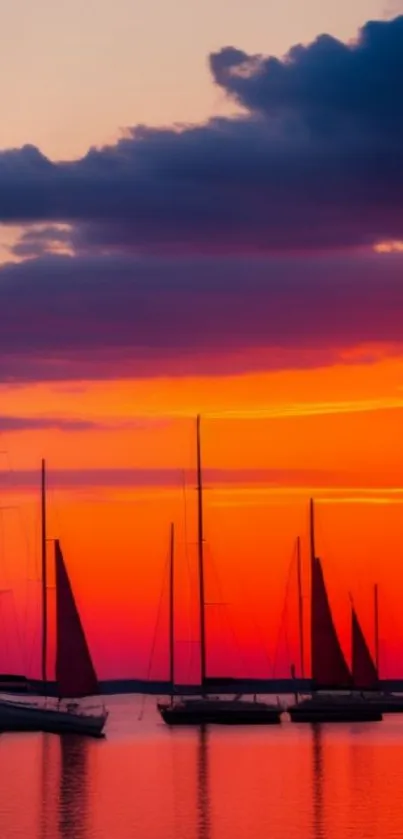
0, 416, 97, 432
1, 17, 403, 384
0, 466, 391, 491
0, 414, 170, 431
0, 17, 403, 253
10, 225, 72, 259
210, 20, 403, 130
0, 250, 403, 382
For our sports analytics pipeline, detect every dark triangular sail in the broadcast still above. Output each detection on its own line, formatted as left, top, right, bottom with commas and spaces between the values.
311, 556, 352, 690
55, 540, 99, 699
351, 607, 379, 690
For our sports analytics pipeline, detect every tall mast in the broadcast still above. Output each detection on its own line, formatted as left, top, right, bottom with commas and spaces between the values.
169, 522, 175, 701
296, 536, 305, 678
41, 459, 48, 689
309, 498, 316, 563
374, 583, 379, 674
309, 498, 315, 690
196, 415, 207, 686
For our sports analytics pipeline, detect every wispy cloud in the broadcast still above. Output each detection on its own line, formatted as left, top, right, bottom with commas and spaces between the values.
0, 414, 170, 432
0, 467, 402, 492
0, 416, 96, 432
207, 398, 403, 419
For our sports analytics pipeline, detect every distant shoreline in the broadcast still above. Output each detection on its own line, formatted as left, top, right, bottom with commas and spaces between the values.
20, 677, 403, 696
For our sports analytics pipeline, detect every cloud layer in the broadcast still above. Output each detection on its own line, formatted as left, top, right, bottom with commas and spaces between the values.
1, 16, 403, 381
1, 16, 403, 254
1, 250, 403, 381
0, 466, 400, 491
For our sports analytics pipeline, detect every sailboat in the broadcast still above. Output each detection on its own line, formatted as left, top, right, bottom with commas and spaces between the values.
0, 460, 108, 737
156, 522, 176, 713
158, 416, 282, 725
352, 589, 403, 713
287, 500, 382, 722
351, 602, 379, 691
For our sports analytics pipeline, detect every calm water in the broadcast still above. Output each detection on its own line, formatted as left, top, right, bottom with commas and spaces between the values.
2, 695, 403, 838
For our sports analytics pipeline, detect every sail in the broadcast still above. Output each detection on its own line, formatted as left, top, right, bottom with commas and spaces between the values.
351, 607, 379, 690
55, 540, 99, 698
311, 556, 352, 690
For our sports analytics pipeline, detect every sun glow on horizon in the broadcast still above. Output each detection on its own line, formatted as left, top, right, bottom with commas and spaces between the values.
2, 350, 403, 680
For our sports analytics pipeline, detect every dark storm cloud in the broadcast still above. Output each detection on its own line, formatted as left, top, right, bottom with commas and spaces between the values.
1, 250, 403, 382
1, 17, 403, 251
210, 19, 403, 130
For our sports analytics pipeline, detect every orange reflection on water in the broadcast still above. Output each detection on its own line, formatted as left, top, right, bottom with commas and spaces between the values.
2, 704, 403, 839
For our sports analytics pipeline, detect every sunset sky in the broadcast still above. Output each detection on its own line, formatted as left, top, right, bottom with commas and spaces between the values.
1, 2, 403, 682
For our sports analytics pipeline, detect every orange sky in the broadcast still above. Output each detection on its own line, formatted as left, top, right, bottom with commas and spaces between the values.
1, 351, 403, 681
2, 1, 403, 697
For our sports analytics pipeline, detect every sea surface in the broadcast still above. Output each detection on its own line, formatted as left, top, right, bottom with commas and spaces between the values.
1, 694, 403, 839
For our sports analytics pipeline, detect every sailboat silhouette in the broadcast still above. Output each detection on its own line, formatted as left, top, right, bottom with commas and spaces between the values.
0, 461, 108, 736
158, 416, 282, 725
288, 500, 382, 722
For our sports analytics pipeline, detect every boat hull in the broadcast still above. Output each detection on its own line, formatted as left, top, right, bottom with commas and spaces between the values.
287, 697, 382, 723
365, 694, 403, 714
158, 699, 282, 725
0, 698, 107, 737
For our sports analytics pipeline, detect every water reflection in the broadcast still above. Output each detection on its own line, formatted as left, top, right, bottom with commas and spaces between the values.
311, 726, 324, 839
58, 736, 89, 839
196, 727, 210, 839
4, 699, 403, 839
39, 734, 89, 839
39, 735, 57, 839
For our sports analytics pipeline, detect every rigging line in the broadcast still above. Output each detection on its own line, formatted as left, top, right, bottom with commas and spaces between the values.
273, 544, 296, 677
250, 613, 274, 676
0, 508, 5, 666
0, 508, 13, 672
272, 541, 297, 678
283, 598, 292, 677
139, 549, 170, 721
3, 450, 36, 673
207, 549, 248, 671
4, 450, 33, 562
205, 543, 249, 677
0, 515, 27, 673
0, 507, 22, 673
182, 470, 193, 682
209, 527, 274, 674
25, 507, 41, 678
25, 585, 40, 678
0, 450, 41, 678
16, 503, 33, 672
46, 473, 67, 554
310, 503, 354, 602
